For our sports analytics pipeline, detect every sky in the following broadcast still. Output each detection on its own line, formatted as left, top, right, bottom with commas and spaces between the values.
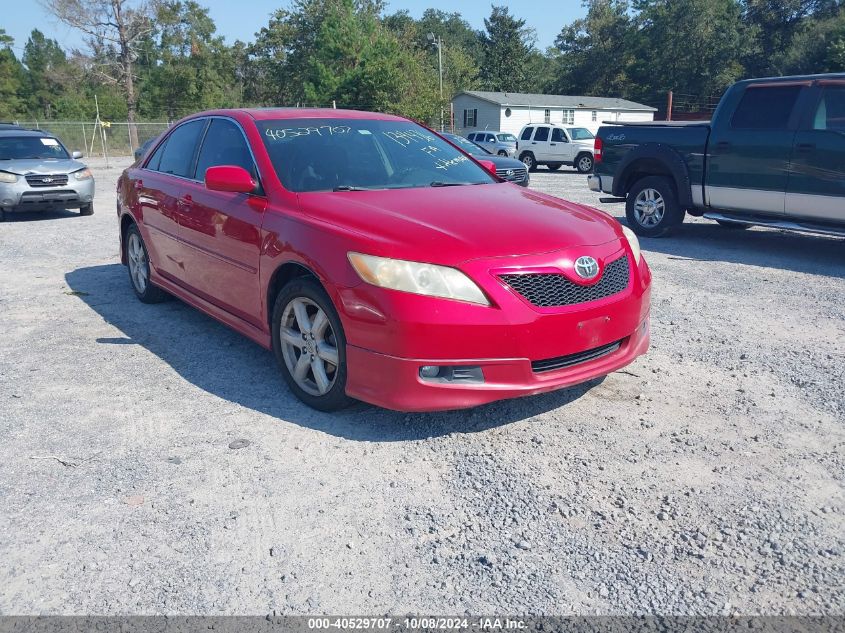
3, 0, 587, 56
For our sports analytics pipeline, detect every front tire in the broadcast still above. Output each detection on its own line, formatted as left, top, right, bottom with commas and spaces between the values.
125, 224, 168, 303
625, 176, 685, 238
519, 152, 537, 172
272, 277, 352, 412
576, 153, 594, 174
79, 203, 93, 216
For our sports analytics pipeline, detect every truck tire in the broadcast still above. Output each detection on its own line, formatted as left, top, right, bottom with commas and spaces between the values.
519, 152, 537, 172
626, 176, 685, 238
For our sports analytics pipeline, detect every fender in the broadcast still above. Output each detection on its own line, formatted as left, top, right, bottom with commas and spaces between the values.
612, 143, 693, 208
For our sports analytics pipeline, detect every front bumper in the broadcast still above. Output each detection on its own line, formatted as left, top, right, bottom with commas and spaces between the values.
338, 241, 651, 411
0, 177, 95, 211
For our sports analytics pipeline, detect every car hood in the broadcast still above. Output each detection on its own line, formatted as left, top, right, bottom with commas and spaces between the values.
298, 183, 622, 266
0, 158, 86, 175
472, 153, 525, 169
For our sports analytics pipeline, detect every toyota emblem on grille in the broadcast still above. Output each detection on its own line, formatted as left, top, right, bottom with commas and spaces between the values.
574, 256, 600, 279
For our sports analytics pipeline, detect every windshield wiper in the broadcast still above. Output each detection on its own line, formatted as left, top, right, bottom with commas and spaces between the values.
429, 181, 483, 187
333, 185, 371, 192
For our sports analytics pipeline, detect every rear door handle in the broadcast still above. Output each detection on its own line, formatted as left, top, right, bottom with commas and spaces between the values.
550, 143, 557, 146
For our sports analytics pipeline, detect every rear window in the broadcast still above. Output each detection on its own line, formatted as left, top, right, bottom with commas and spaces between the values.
731, 86, 802, 129
520, 127, 534, 141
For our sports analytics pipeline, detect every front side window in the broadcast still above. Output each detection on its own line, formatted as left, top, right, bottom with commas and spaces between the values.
0, 136, 69, 160
195, 119, 255, 181
813, 85, 845, 132
731, 85, 802, 129
259, 118, 496, 192
533, 126, 550, 142
551, 128, 566, 143
520, 127, 534, 141
156, 119, 206, 178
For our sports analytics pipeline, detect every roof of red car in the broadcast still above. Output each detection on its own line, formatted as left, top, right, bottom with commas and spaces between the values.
196, 108, 408, 122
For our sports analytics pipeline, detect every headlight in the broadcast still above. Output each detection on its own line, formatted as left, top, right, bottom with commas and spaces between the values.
621, 225, 641, 264
348, 252, 489, 305
0, 171, 18, 184
73, 168, 93, 181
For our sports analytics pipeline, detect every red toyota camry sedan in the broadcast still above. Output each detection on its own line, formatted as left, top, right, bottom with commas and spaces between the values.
116, 109, 650, 412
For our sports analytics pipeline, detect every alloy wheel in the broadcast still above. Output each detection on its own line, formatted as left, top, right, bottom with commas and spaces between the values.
578, 156, 593, 172
279, 297, 340, 397
633, 188, 666, 228
127, 233, 149, 293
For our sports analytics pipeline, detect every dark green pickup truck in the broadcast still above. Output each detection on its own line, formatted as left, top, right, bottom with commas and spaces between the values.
588, 73, 845, 238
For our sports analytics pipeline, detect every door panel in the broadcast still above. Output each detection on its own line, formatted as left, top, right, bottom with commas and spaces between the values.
549, 128, 573, 162
176, 118, 264, 326
786, 84, 845, 222
531, 126, 551, 160
706, 84, 804, 215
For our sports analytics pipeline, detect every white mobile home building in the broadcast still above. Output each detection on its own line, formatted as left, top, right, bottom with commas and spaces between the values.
452, 91, 657, 136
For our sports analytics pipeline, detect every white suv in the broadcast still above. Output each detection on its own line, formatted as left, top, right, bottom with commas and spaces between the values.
517, 124, 595, 173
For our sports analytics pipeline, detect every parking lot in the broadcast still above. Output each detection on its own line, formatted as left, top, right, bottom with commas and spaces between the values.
1, 157, 843, 615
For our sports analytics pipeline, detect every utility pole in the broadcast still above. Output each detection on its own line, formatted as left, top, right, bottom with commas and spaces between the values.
428, 33, 444, 131
666, 90, 674, 122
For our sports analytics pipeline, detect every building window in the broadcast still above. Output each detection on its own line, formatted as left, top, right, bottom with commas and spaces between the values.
591, 111, 597, 122
463, 108, 478, 127
563, 109, 574, 125
544, 108, 551, 123
505, 107, 512, 117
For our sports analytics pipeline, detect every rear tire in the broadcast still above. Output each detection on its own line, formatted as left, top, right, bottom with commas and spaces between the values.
716, 219, 749, 230
547, 163, 562, 171
272, 277, 353, 412
519, 152, 537, 172
79, 203, 93, 216
576, 153, 594, 174
625, 176, 685, 238
125, 224, 169, 303
497, 150, 508, 157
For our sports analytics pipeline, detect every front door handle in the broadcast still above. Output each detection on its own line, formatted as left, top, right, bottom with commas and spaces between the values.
550, 143, 557, 146
795, 142, 816, 152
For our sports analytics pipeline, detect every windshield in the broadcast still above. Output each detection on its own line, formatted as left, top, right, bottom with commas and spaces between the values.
0, 136, 69, 160
259, 119, 496, 192
496, 133, 517, 143
443, 133, 489, 155
567, 127, 595, 141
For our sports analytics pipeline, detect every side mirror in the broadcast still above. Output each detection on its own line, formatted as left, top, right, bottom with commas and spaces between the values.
72, 150, 83, 159
477, 159, 498, 175
205, 165, 256, 193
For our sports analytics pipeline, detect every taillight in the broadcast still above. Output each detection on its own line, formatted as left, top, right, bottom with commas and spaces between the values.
594, 137, 603, 163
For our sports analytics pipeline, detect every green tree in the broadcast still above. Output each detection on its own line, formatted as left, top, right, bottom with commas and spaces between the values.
23, 30, 69, 118
0, 30, 26, 119
479, 5, 535, 92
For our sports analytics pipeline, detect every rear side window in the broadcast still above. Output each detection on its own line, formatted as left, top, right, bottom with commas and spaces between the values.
467, 133, 476, 141
813, 86, 845, 132
731, 86, 802, 129
520, 127, 534, 141
534, 126, 550, 142
157, 119, 207, 178
195, 119, 255, 181
551, 128, 566, 142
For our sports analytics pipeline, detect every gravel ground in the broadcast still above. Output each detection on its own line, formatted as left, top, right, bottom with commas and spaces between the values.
0, 158, 843, 616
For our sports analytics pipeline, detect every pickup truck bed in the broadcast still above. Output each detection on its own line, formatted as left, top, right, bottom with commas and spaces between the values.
589, 73, 845, 238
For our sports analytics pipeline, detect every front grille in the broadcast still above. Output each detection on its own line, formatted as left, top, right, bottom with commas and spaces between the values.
532, 339, 623, 373
496, 167, 527, 182
26, 174, 69, 187
500, 254, 630, 308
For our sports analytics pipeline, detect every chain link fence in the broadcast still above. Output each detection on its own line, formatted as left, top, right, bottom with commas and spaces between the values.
13, 121, 173, 158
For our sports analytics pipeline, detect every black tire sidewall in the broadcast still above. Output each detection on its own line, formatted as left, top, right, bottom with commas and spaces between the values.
80, 203, 93, 216
626, 176, 684, 238
125, 224, 167, 303
520, 153, 537, 172
271, 277, 352, 412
